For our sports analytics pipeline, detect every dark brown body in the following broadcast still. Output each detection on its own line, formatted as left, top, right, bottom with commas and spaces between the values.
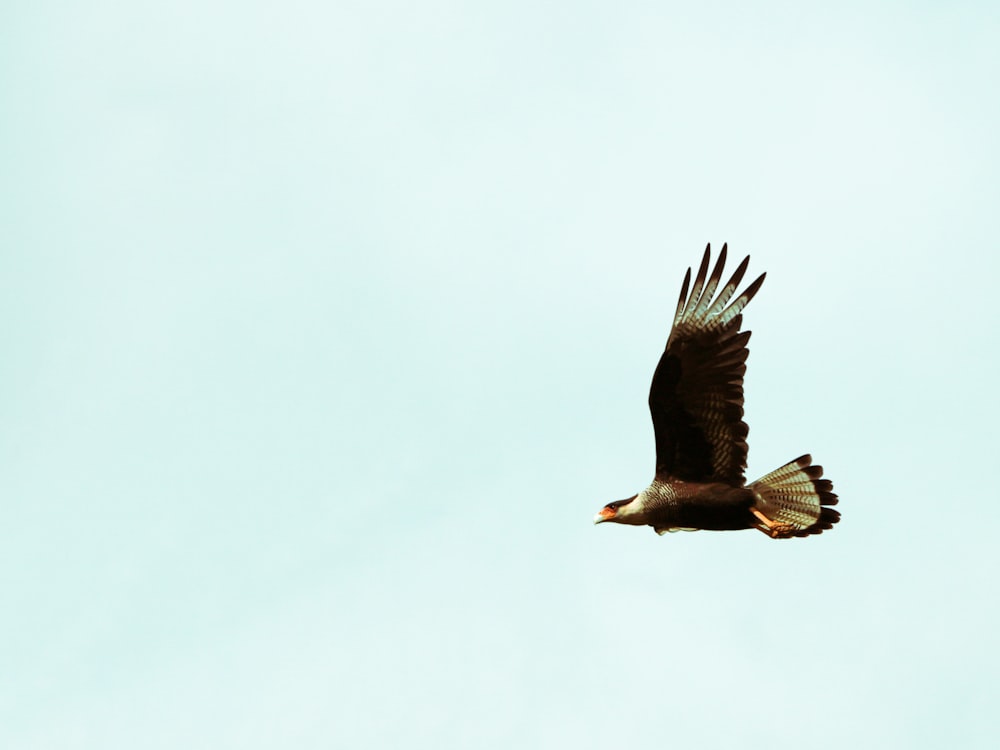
641, 481, 756, 532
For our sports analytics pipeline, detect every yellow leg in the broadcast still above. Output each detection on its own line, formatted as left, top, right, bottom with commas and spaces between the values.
751, 508, 795, 538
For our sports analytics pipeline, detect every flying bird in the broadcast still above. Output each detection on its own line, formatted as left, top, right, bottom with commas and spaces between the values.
594, 244, 839, 539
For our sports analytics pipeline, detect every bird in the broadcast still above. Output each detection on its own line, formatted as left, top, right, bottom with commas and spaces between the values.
594, 243, 839, 539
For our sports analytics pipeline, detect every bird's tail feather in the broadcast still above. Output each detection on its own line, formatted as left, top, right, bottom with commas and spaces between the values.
749, 455, 840, 537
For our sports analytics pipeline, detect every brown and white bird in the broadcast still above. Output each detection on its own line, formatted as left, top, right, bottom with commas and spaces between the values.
594, 244, 839, 539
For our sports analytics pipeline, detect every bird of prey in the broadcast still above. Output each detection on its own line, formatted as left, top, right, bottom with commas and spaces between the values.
594, 244, 839, 539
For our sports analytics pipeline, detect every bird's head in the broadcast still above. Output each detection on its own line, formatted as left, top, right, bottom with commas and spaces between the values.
593, 494, 638, 525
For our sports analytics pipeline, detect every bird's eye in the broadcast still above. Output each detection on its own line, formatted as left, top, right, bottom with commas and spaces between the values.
606, 503, 617, 510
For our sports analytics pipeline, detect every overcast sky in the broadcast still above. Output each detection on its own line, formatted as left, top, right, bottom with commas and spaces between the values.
2, 1, 999, 748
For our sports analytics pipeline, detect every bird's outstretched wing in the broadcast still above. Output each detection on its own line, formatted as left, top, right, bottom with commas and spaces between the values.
648, 244, 765, 484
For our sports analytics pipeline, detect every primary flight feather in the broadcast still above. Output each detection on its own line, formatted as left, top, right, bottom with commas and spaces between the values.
594, 243, 840, 539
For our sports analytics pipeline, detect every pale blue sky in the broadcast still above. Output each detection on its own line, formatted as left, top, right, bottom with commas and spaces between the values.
2, 1, 999, 748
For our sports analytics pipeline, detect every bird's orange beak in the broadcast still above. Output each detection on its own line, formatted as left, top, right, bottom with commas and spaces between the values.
594, 506, 616, 524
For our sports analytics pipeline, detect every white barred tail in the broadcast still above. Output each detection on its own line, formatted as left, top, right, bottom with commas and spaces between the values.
749, 455, 840, 537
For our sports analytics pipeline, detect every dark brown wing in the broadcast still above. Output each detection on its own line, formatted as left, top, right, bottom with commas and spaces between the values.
648, 244, 765, 485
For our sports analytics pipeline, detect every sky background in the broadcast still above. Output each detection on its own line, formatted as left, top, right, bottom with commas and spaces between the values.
2, 1, 999, 748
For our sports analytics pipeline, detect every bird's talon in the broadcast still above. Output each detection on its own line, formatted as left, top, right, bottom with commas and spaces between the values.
769, 522, 795, 538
